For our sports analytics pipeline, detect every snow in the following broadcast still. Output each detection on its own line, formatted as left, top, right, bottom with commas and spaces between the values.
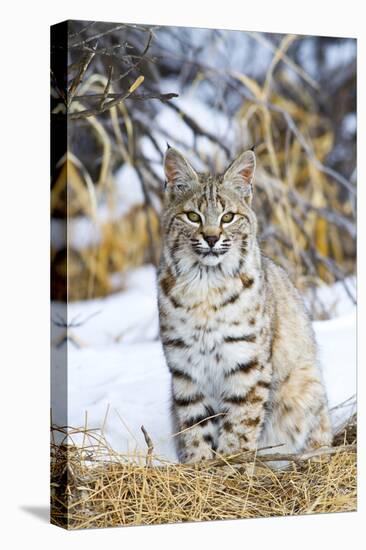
314, 312, 357, 430
51, 264, 356, 462
342, 113, 357, 138
325, 39, 357, 72
113, 163, 146, 208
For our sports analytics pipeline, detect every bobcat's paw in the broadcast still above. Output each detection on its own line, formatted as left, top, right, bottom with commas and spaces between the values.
216, 442, 238, 456
217, 434, 251, 456
180, 446, 214, 464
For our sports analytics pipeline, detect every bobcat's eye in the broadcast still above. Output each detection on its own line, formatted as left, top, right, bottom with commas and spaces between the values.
186, 211, 201, 223
221, 212, 235, 223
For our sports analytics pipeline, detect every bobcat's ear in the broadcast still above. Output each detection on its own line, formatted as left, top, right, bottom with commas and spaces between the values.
223, 150, 256, 201
164, 147, 199, 193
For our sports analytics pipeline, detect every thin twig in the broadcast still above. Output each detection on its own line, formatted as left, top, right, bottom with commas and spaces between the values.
256, 444, 357, 464
100, 65, 113, 109
70, 24, 127, 48
141, 425, 154, 467
112, 29, 154, 84
68, 89, 132, 119
67, 48, 96, 107
72, 92, 179, 102
201, 444, 356, 469
68, 21, 97, 40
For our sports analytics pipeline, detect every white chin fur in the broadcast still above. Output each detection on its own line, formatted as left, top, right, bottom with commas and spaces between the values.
198, 254, 224, 266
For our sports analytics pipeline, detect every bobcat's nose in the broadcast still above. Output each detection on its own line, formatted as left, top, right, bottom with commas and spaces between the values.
204, 235, 220, 248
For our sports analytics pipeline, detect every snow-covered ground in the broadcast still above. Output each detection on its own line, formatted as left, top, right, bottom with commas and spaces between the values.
51, 265, 356, 462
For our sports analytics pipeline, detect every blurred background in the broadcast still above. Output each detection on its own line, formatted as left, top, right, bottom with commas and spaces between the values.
51, 21, 356, 319
50, 22, 356, 455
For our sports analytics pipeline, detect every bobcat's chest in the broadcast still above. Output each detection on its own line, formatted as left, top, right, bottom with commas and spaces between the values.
188, 322, 227, 403
178, 306, 256, 400
160, 268, 266, 401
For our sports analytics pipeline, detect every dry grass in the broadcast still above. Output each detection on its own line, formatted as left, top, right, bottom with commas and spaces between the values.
50, 417, 357, 530
52, 203, 160, 301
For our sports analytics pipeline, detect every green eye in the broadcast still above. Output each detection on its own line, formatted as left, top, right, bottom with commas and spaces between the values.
222, 212, 235, 223
186, 211, 201, 223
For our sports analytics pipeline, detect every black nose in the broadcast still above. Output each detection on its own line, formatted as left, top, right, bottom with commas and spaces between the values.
204, 235, 220, 248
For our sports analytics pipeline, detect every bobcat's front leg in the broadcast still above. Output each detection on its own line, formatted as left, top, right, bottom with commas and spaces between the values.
217, 362, 271, 455
171, 368, 216, 463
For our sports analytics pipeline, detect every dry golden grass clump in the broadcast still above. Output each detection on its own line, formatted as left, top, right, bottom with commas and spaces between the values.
51, 202, 160, 302
50, 417, 356, 530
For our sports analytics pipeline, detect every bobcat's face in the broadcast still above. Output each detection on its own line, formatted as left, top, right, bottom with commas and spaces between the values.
163, 148, 257, 268
172, 185, 254, 267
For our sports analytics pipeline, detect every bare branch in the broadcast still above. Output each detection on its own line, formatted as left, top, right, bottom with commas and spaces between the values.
72, 91, 179, 103
68, 89, 132, 119
70, 24, 127, 48
100, 65, 113, 109
202, 444, 356, 469
67, 48, 96, 107
68, 21, 97, 40
111, 29, 154, 84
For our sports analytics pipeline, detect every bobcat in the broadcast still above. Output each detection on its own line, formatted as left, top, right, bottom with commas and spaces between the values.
158, 147, 332, 464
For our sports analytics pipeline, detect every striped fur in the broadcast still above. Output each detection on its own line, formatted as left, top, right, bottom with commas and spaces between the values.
158, 148, 332, 464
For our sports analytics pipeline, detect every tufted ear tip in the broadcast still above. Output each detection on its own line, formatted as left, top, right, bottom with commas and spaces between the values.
242, 149, 256, 166
222, 150, 256, 205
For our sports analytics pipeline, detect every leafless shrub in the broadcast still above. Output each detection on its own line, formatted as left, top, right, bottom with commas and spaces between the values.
51, 22, 356, 315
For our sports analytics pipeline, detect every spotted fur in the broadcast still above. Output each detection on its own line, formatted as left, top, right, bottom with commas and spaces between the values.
158, 147, 332, 464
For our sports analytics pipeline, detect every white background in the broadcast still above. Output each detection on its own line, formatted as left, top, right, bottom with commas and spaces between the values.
0, 0, 363, 548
